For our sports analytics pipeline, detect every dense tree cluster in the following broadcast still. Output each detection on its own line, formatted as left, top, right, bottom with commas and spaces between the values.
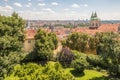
63, 32, 120, 78
0, 12, 25, 79
0, 12, 25, 55
95, 32, 120, 77
62, 33, 89, 52
34, 29, 58, 61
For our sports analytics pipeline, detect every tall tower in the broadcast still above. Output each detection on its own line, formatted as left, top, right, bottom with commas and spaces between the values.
89, 12, 100, 29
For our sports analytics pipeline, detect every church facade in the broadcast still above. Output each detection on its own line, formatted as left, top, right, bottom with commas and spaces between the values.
89, 12, 101, 29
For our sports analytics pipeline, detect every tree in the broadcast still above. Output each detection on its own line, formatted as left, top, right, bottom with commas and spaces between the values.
88, 36, 97, 51
95, 32, 120, 77
48, 32, 58, 49
58, 47, 74, 66
0, 12, 25, 79
34, 29, 58, 61
0, 12, 25, 55
63, 33, 89, 52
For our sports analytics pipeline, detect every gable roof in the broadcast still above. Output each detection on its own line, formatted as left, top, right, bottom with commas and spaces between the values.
25, 28, 37, 40
98, 24, 119, 32
72, 24, 120, 35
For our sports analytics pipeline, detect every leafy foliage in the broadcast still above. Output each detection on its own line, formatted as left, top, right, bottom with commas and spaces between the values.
34, 29, 58, 61
63, 33, 90, 52
0, 12, 25, 79
48, 32, 58, 49
5, 62, 75, 80
94, 32, 120, 77
71, 50, 89, 73
58, 47, 74, 66
0, 12, 25, 55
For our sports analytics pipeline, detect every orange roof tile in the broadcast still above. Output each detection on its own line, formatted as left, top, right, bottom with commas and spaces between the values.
72, 24, 120, 35
98, 24, 119, 32
25, 28, 37, 39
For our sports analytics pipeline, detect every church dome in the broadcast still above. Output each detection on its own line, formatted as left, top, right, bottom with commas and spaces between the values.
90, 12, 100, 21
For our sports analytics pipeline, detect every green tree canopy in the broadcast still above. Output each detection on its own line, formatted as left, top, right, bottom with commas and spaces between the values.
62, 33, 90, 52
34, 29, 58, 61
0, 12, 25, 56
95, 32, 120, 77
0, 12, 26, 79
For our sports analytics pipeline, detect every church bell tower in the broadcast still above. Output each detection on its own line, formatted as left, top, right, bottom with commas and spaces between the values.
89, 12, 100, 29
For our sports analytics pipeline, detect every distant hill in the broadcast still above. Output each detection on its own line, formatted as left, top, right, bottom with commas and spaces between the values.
101, 20, 120, 24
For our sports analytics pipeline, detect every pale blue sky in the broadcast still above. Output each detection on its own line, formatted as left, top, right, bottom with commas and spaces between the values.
0, 0, 120, 20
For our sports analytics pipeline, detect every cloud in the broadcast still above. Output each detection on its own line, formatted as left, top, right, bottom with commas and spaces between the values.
18, 10, 56, 20
5, 5, 13, 10
25, 3, 32, 7
0, 5, 13, 11
63, 8, 69, 11
28, 0, 31, 1
15, 10, 120, 20
42, 8, 55, 13
38, 3, 46, 6
83, 4, 88, 7
4, 0, 8, 2
71, 11, 77, 14
14, 2, 22, 7
38, 0, 44, 1
51, 2, 59, 6
19, 11, 81, 20
72, 4, 80, 8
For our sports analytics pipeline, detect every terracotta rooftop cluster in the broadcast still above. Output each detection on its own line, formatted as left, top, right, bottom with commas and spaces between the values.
25, 23, 120, 40
72, 24, 120, 35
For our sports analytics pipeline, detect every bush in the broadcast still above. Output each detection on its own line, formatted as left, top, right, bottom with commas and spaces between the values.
72, 59, 85, 73
86, 54, 108, 70
71, 50, 89, 73
58, 47, 74, 67
72, 50, 87, 60
5, 62, 75, 80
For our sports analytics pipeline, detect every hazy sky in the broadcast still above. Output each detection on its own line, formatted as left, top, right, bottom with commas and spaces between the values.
0, 0, 120, 20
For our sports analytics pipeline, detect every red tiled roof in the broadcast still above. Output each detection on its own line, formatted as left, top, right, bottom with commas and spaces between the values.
72, 24, 120, 35
98, 24, 119, 32
24, 24, 119, 40
25, 28, 37, 39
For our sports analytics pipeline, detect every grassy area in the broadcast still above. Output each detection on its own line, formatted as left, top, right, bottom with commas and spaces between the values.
75, 70, 106, 80
48, 62, 107, 80
65, 68, 107, 80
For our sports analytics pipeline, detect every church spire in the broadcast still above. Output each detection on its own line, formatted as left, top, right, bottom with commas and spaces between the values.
94, 11, 97, 17
89, 12, 101, 29
91, 12, 94, 19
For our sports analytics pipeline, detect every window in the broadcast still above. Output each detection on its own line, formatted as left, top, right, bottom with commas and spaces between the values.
92, 23, 94, 26
28, 40, 31, 43
96, 23, 98, 27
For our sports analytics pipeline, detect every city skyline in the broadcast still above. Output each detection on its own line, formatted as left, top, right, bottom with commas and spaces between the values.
0, 0, 120, 20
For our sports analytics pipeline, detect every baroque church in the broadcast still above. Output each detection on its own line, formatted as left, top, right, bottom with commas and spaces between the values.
89, 12, 101, 29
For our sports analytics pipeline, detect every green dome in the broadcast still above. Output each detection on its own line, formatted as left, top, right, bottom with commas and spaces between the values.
90, 12, 100, 21
91, 17, 100, 21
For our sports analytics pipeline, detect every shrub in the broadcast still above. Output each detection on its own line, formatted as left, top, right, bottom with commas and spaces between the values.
86, 54, 108, 69
71, 50, 89, 73
5, 62, 75, 80
58, 47, 74, 66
